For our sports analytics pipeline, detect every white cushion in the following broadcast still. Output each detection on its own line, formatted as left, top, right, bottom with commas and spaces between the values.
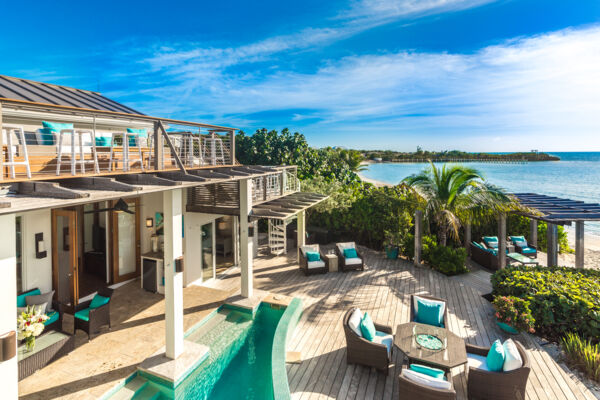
372, 331, 393, 357
503, 339, 523, 371
467, 353, 490, 371
402, 369, 452, 390
348, 308, 363, 337
301, 245, 319, 257
307, 260, 325, 269
337, 242, 356, 253
413, 295, 446, 318
345, 257, 362, 265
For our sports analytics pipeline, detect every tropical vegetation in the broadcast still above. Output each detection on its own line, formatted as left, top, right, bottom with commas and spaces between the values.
363, 148, 560, 162
562, 333, 600, 382
492, 295, 535, 334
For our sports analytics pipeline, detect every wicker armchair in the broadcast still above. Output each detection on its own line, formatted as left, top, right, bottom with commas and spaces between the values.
398, 365, 456, 400
410, 294, 449, 328
17, 287, 62, 333
466, 341, 530, 400
335, 242, 364, 272
343, 308, 393, 374
469, 242, 500, 270
74, 287, 114, 340
298, 244, 328, 275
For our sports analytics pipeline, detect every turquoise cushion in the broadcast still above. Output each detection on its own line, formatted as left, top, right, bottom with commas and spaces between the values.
486, 339, 506, 372
486, 248, 498, 256
42, 121, 73, 131
415, 297, 444, 327
306, 251, 320, 262
409, 364, 446, 380
17, 288, 41, 307
521, 247, 536, 254
472, 241, 485, 250
483, 236, 498, 248
126, 128, 147, 147
90, 294, 110, 309
74, 308, 90, 322
95, 136, 111, 146
360, 312, 376, 341
509, 235, 526, 244
343, 248, 358, 258
38, 128, 57, 145
44, 311, 59, 326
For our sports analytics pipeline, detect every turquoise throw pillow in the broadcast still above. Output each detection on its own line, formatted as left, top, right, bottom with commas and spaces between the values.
483, 236, 498, 248
90, 294, 110, 309
416, 297, 444, 327
42, 121, 73, 132
360, 312, 376, 341
126, 128, 148, 147
343, 248, 358, 258
38, 128, 57, 145
306, 251, 320, 262
486, 339, 506, 372
95, 136, 111, 146
409, 364, 446, 380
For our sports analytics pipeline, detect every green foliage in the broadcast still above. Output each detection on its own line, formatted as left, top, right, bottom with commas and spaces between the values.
491, 266, 600, 340
562, 332, 600, 382
492, 295, 535, 333
426, 245, 468, 276
363, 149, 560, 162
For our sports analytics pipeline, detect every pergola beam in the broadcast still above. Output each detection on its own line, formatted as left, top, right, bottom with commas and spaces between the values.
60, 177, 139, 192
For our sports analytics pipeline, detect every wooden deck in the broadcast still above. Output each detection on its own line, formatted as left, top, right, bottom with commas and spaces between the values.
253, 247, 598, 400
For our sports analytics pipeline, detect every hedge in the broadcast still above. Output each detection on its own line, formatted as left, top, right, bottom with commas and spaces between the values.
491, 266, 600, 341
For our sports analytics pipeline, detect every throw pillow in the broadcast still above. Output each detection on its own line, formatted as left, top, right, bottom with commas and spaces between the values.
348, 308, 363, 337
415, 296, 444, 327
343, 248, 358, 259
126, 128, 148, 147
360, 312, 376, 341
483, 236, 498, 248
42, 121, 73, 132
306, 251, 321, 262
90, 294, 110, 309
502, 339, 523, 371
26, 290, 55, 313
409, 364, 446, 380
486, 339, 506, 372
17, 288, 41, 307
402, 369, 452, 390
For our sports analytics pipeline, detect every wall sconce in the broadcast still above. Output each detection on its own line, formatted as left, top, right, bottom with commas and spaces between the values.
0, 331, 16, 361
146, 218, 154, 228
35, 233, 47, 259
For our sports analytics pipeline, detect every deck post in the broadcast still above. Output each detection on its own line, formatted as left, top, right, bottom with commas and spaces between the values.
0, 102, 4, 180
233, 216, 240, 266
240, 178, 253, 298
154, 121, 164, 170
414, 210, 422, 266
229, 129, 236, 165
163, 189, 184, 359
575, 221, 584, 269
530, 219, 538, 248
464, 222, 471, 255
0, 214, 17, 397
297, 210, 306, 260
547, 223, 558, 267
498, 213, 506, 269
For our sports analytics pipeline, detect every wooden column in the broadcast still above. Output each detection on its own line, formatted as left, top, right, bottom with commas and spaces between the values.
547, 223, 558, 267
530, 219, 538, 248
229, 129, 236, 165
153, 121, 164, 170
498, 213, 506, 269
575, 221, 584, 269
464, 223, 472, 255
0, 102, 3, 180
240, 178, 253, 298
414, 210, 422, 266
297, 210, 306, 260
0, 214, 17, 397
233, 216, 240, 266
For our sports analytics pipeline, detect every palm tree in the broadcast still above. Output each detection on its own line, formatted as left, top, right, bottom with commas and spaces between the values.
338, 149, 368, 172
403, 162, 512, 246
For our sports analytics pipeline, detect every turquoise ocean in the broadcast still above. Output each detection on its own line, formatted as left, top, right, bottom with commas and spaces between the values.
360, 152, 600, 235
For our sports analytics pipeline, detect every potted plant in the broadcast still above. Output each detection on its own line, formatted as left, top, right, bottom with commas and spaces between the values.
384, 230, 399, 259
492, 295, 535, 335
17, 305, 48, 352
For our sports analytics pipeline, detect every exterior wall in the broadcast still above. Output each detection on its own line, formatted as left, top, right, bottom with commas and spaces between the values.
19, 209, 52, 293
140, 192, 164, 254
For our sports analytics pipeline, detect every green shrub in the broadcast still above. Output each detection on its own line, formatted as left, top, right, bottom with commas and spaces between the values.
426, 245, 468, 276
492, 295, 535, 333
492, 266, 600, 340
401, 233, 436, 260
562, 332, 600, 382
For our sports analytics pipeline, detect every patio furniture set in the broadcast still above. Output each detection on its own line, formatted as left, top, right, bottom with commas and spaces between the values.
299, 242, 365, 276
16, 287, 114, 379
343, 294, 531, 400
470, 235, 539, 270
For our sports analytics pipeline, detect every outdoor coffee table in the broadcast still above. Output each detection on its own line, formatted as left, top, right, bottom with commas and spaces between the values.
18, 330, 75, 380
394, 322, 467, 370
508, 252, 539, 266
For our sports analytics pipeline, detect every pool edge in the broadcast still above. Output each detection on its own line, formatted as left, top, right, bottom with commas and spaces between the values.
271, 297, 303, 400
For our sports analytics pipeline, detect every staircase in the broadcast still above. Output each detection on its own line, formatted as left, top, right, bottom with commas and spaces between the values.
268, 219, 287, 255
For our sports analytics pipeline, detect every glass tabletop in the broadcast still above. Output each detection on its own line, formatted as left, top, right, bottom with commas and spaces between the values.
18, 331, 70, 361
508, 252, 537, 263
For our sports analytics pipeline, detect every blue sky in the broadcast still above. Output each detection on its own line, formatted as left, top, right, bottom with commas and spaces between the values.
2, 0, 600, 151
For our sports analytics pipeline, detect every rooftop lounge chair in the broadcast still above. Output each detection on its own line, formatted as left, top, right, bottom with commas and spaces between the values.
466, 340, 530, 400
335, 242, 364, 272
397, 365, 456, 400
74, 287, 114, 340
343, 307, 394, 374
410, 294, 449, 328
298, 244, 328, 275
509, 236, 537, 258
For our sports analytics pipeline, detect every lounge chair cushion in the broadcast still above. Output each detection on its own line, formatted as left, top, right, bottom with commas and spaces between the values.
307, 260, 325, 269
467, 353, 490, 371
37, 128, 57, 145
44, 311, 59, 326
42, 121, 73, 132
483, 236, 499, 249
502, 339, 523, 372
343, 248, 358, 259
127, 128, 147, 147
509, 236, 527, 246
486, 339, 506, 372
402, 369, 452, 390
95, 135, 111, 146
414, 296, 445, 327
17, 288, 41, 307
90, 294, 110, 309
472, 241, 485, 250
345, 257, 363, 266
373, 331, 393, 357
74, 308, 90, 322
521, 247, 536, 254
348, 308, 363, 337
360, 312, 376, 341
25, 290, 55, 313
306, 251, 321, 262
409, 364, 445, 380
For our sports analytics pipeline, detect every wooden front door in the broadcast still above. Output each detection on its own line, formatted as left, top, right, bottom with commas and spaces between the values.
110, 198, 141, 283
52, 209, 78, 307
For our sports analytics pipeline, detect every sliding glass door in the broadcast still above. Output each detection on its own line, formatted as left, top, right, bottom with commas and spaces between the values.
110, 198, 140, 283
201, 221, 215, 281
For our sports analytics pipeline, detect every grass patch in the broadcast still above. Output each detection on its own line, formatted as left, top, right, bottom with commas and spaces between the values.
562, 333, 600, 382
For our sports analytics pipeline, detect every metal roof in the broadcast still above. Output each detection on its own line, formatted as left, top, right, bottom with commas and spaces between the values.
252, 192, 329, 220
0, 75, 143, 115
513, 193, 600, 223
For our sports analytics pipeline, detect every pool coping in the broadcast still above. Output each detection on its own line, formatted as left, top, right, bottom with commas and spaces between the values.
271, 297, 303, 400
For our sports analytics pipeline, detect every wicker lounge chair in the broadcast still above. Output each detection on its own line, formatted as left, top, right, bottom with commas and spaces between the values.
470, 242, 500, 270
466, 341, 530, 400
335, 242, 364, 272
509, 236, 537, 258
74, 287, 114, 340
343, 308, 394, 374
410, 294, 449, 328
397, 365, 456, 400
298, 244, 328, 275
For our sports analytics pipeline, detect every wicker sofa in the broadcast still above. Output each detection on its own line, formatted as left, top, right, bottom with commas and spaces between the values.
466, 341, 531, 400
335, 242, 365, 272
343, 308, 394, 374
410, 294, 449, 328
74, 287, 114, 340
469, 242, 500, 271
17, 288, 62, 333
397, 365, 456, 400
298, 244, 328, 275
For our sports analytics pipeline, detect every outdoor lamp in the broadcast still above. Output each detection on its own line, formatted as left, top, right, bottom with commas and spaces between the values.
146, 218, 154, 228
